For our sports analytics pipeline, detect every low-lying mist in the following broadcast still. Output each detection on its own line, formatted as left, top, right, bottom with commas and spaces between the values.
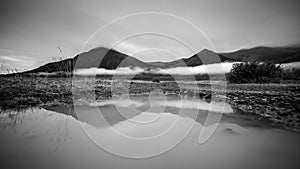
74, 62, 236, 76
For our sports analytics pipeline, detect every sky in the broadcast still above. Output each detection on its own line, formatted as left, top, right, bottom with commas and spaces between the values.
0, 0, 300, 71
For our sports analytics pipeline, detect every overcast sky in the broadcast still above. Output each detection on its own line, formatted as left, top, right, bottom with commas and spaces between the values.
0, 0, 300, 70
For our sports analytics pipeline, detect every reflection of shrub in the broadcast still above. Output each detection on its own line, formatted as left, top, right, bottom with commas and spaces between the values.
227, 62, 282, 83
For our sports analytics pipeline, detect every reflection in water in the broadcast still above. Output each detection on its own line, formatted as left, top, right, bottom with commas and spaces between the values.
0, 96, 300, 169
43, 95, 274, 129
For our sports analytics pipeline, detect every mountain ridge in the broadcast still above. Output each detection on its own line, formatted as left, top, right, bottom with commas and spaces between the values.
26, 46, 300, 73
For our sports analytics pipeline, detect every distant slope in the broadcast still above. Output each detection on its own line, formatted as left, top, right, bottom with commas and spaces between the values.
220, 46, 300, 63
279, 52, 300, 63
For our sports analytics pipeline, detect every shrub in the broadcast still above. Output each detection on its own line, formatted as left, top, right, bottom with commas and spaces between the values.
227, 62, 283, 83
152, 77, 160, 83
282, 68, 300, 80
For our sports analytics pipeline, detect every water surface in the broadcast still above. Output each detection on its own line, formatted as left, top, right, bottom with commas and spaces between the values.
0, 96, 299, 169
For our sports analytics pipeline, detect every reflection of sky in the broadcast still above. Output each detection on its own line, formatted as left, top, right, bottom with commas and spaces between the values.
1, 0, 300, 70
88, 96, 233, 114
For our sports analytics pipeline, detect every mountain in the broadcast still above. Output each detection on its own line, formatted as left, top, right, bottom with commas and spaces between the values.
149, 49, 233, 68
220, 46, 300, 63
26, 46, 300, 74
28, 47, 152, 73
74, 47, 152, 69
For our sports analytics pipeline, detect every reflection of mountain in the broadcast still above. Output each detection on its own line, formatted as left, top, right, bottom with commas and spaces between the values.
26, 46, 300, 73
43, 104, 77, 119
43, 104, 141, 127
43, 97, 273, 129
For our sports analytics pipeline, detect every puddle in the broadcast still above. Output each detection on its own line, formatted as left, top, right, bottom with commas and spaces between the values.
0, 95, 300, 169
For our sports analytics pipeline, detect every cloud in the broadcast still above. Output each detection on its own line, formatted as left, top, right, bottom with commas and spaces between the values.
0, 49, 42, 71
74, 62, 237, 76
114, 41, 146, 56
281, 62, 300, 70
74, 67, 146, 76
113, 34, 194, 61
0, 55, 39, 71
156, 62, 236, 75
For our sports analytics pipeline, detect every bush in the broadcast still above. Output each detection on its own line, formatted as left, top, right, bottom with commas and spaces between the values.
282, 68, 300, 80
227, 62, 282, 83
152, 77, 160, 83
